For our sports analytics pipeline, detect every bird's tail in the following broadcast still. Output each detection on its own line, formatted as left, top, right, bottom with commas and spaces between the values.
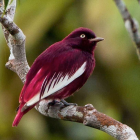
12, 103, 25, 127
12, 102, 35, 127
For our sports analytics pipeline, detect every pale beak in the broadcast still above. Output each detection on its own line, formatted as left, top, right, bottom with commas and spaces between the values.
89, 37, 104, 42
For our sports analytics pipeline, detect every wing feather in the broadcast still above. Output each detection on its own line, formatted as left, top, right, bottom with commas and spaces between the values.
26, 62, 86, 107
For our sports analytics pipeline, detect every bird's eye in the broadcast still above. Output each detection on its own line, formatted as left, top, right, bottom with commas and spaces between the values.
80, 34, 86, 38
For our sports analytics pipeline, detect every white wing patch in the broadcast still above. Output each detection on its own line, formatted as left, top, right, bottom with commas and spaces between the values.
26, 62, 87, 106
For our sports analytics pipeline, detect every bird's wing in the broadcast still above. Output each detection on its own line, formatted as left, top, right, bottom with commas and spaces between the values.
20, 46, 88, 108
25, 61, 86, 107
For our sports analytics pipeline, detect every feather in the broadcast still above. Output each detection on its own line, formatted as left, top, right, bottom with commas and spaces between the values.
12, 27, 102, 126
25, 62, 86, 107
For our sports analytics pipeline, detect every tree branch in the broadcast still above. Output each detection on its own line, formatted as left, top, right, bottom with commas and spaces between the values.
0, 0, 139, 139
35, 100, 138, 140
114, 0, 140, 59
0, 0, 29, 83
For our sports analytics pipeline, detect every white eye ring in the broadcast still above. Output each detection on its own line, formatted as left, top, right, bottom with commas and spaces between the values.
80, 34, 86, 38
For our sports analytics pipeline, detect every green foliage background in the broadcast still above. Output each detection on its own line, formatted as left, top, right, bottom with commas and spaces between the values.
0, 0, 140, 140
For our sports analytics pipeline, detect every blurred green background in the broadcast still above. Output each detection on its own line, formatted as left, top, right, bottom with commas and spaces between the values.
0, 0, 140, 140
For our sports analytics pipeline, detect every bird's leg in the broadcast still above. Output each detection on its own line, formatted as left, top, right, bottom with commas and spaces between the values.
61, 99, 77, 106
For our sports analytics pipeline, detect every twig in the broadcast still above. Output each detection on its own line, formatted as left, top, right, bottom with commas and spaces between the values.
2, 0, 17, 50
138, 0, 140, 4
114, 0, 140, 59
0, 0, 139, 139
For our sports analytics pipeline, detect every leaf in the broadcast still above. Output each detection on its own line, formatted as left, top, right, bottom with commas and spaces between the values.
4, 0, 9, 10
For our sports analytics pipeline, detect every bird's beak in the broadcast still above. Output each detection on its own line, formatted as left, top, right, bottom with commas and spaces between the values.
89, 37, 104, 42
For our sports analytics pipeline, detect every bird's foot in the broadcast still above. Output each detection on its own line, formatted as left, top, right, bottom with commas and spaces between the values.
61, 99, 77, 106
48, 100, 59, 106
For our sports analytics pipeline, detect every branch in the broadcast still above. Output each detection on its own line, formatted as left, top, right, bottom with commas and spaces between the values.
0, 0, 30, 83
35, 100, 138, 140
0, 0, 139, 139
114, 0, 140, 59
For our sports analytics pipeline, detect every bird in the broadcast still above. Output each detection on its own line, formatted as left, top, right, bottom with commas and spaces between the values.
12, 27, 104, 127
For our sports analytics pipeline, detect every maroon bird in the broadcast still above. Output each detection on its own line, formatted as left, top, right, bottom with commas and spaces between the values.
12, 27, 104, 127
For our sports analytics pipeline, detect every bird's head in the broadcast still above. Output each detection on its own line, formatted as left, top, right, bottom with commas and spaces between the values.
63, 27, 104, 53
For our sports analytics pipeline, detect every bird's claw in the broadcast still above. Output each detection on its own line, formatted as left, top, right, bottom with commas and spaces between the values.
61, 99, 78, 106
48, 100, 59, 106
